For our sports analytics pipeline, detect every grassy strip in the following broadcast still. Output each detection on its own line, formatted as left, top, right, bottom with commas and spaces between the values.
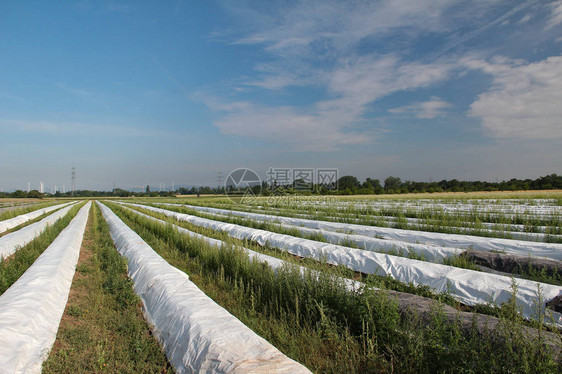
0, 202, 86, 295
43, 203, 172, 373
0, 201, 60, 222
109, 202, 560, 373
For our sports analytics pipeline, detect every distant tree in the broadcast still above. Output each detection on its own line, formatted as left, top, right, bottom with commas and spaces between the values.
27, 190, 43, 199
145, 185, 150, 193
12, 190, 26, 198
338, 176, 360, 192
384, 176, 402, 193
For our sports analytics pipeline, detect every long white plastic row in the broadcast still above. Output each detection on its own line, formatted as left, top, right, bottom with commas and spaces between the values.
122, 202, 562, 327
118, 204, 360, 291
176, 203, 562, 261
296, 200, 562, 216
98, 202, 311, 374
0, 202, 75, 234
0, 202, 79, 260
206, 203, 557, 237
157, 204, 463, 262
0, 202, 90, 374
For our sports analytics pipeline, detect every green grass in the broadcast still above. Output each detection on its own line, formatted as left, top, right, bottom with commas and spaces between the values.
0, 201, 61, 222
108, 202, 561, 373
43, 203, 172, 373
0, 202, 86, 295
0, 207, 69, 238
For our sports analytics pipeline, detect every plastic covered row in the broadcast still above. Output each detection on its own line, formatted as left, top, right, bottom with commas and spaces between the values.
177, 203, 562, 261
0, 202, 79, 260
0, 202, 90, 374
119, 204, 361, 291
123, 202, 562, 327
0, 202, 75, 234
194, 204, 557, 239
160, 204, 463, 262
98, 202, 311, 374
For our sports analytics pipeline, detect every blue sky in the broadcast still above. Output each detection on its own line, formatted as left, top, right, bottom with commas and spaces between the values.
1, 0, 561, 191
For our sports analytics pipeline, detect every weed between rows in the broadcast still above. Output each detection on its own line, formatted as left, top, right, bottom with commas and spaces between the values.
151, 198, 561, 242
0, 201, 60, 222
133, 203, 562, 286
108, 202, 560, 373
121, 203, 562, 322
0, 206, 70, 239
43, 203, 172, 373
118, 204, 459, 304
0, 202, 86, 295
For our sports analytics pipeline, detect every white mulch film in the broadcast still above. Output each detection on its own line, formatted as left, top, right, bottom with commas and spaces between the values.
121, 202, 562, 327
0, 202, 91, 374
192, 204, 559, 240
0, 201, 76, 234
174, 203, 562, 262
0, 202, 80, 260
119, 204, 362, 292
155, 203, 465, 262
98, 202, 311, 374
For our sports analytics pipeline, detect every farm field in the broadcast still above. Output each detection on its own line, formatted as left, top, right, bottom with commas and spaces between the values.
0, 194, 561, 373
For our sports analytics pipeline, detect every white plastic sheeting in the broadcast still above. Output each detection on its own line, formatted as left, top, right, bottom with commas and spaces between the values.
98, 202, 311, 374
137, 205, 364, 290
162, 204, 463, 262
118, 204, 361, 292
0, 202, 90, 374
0, 202, 79, 260
193, 204, 558, 239
176, 203, 562, 262
124, 203, 562, 327
0, 202, 75, 234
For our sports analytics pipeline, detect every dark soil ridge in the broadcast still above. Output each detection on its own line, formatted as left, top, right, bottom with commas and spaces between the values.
464, 250, 562, 278
388, 290, 562, 360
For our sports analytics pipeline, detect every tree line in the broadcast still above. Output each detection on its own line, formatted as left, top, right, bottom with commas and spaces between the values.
1, 174, 560, 198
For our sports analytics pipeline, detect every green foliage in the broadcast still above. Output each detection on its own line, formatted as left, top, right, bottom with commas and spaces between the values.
109, 202, 560, 373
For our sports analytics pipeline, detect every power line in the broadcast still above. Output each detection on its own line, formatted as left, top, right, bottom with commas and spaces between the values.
71, 167, 76, 196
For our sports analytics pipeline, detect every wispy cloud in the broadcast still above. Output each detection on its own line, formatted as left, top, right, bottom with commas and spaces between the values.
55, 82, 94, 99
206, 0, 470, 150
206, 1, 558, 152
0, 119, 175, 138
546, 0, 562, 29
464, 55, 562, 139
389, 97, 452, 119
206, 56, 452, 151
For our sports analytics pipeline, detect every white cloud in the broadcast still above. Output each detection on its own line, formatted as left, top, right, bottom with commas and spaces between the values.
225, 0, 458, 91
518, 13, 531, 24
389, 97, 452, 119
208, 56, 452, 151
465, 56, 562, 139
0, 120, 174, 138
546, 0, 562, 29
209, 0, 464, 150
210, 1, 546, 150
